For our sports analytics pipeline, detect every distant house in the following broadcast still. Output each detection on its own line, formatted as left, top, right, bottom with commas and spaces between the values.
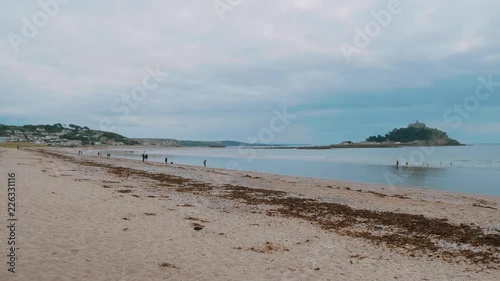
408, 121, 426, 129
62, 140, 82, 146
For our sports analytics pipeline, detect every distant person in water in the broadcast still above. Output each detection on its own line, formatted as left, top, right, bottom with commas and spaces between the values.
396, 161, 399, 167
204, 160, 207, 167
406, 161, 408, 167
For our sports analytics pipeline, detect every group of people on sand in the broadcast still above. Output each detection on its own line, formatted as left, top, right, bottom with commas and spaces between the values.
96, 152, 111, 158
142, 152, 207, 167
93, 150, 208, 167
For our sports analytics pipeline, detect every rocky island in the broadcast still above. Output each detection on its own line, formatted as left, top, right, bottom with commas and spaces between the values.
364, 121, 462, 146
299, 121, 463, 149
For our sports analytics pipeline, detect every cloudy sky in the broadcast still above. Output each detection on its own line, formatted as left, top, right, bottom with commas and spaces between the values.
1, 0, 499, 144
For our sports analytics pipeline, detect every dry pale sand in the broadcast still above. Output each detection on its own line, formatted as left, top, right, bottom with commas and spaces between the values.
0, 147, 499, 281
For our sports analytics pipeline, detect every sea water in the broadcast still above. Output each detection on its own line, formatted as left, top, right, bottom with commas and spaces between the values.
86, 144, 500, 196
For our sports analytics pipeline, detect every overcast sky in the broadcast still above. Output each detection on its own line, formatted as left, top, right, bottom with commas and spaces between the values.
1, 0, 500, 144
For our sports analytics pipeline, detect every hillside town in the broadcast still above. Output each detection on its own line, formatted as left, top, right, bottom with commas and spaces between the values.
0, 124, 133, 147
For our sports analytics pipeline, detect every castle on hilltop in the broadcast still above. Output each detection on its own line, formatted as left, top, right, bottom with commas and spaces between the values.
408, 121, 426, 129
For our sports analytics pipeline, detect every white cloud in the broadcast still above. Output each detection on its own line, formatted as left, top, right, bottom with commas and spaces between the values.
1, 0, 499, 142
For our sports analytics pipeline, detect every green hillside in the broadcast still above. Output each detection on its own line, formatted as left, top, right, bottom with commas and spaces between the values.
366, 122, 462, 146
0, 123, 139, 146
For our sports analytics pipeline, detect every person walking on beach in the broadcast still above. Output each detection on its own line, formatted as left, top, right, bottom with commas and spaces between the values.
203, 160, 207, 167
142, 152, 145, 162
145, 154, 148, 162
165, 157, 168, 164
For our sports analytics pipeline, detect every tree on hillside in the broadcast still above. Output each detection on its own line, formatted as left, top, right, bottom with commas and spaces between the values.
366, 135, 387, 142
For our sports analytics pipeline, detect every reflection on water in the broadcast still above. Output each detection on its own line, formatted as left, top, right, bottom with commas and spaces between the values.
85, 145, 500, 196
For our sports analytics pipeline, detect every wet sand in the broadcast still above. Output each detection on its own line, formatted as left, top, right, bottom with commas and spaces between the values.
0, 147, 499, 280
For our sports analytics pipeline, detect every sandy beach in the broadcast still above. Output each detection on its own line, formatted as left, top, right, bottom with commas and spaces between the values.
1, 147, 499, 281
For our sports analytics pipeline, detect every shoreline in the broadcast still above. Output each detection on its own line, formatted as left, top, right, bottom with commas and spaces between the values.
49, 147, 500, 210
36, 147, 500, 229
1, 147, 499, 280
84, 145, 500, 197
65, 146, 500, 211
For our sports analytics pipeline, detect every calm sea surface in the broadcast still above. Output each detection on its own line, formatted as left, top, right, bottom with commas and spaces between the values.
86, 144, 500, 196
